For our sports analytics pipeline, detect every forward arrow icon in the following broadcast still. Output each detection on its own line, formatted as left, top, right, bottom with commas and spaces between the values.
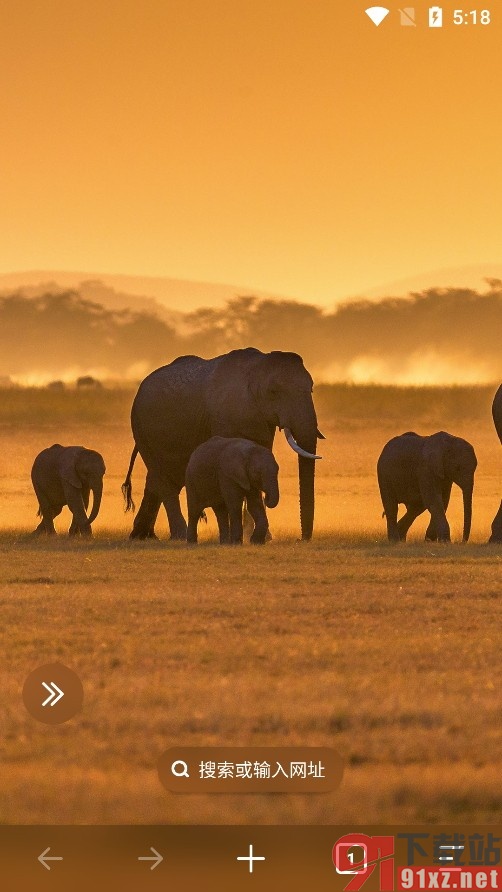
41, 681, 64, 707
138, 847, 163, 870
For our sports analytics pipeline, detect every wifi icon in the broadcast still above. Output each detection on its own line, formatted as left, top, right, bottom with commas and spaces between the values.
365, 6, 390, 26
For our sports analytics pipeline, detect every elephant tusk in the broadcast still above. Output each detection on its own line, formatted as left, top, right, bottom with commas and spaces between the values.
316, 428, 326, 440
284, 428, 322, 459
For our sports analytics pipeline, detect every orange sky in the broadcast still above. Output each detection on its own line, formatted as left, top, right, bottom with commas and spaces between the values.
1, 1, 501, 304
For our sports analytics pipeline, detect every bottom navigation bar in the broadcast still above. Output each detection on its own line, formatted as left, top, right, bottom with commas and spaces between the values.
0, 825, 500, 892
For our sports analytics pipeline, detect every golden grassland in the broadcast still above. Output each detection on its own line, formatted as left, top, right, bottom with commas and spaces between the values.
0, 384, 501, 824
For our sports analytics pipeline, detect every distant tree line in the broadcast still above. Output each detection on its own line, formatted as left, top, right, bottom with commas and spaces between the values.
1, 283, 502, 382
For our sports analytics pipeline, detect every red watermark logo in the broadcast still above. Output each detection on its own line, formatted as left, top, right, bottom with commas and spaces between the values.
333, 833, 395, 891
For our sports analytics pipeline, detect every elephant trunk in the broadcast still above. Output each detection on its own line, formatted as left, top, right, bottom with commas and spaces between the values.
298, 454, 316, 540
87, 479, 103, 525
264, 477, 279, 509
280, 399, 320, 540
462, 481, 473, 542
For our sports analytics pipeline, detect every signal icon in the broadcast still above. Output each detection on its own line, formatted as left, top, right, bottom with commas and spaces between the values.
365, 6, 390, 26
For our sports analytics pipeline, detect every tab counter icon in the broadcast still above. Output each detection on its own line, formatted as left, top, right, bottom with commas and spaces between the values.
429, 6, 443, 26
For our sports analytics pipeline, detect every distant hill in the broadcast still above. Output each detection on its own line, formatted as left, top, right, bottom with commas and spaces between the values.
357, 264, 502, 302
2, 265, 502, 314
0, 270, 278, 314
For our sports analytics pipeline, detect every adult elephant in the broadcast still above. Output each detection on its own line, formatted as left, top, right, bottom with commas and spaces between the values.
489, 383, 502, 542
377, 431, 477, 542
122, 348, 323, 541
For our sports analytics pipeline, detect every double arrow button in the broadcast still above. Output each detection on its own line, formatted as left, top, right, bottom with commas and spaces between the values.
41, 681, 64, 707
23, 663, 83, 725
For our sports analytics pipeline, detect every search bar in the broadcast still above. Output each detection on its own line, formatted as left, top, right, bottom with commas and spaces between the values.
158, 747, 343, 793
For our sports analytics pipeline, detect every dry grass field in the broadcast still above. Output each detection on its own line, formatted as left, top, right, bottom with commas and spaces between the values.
0, 385, 501, 824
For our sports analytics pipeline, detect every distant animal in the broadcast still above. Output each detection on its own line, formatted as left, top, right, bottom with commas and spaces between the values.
185, 437, 279, 544
76, 375, 102, 389
31, 444, 106, 536
377, 431, 477, 542
121, 348, 322, 542
47, 380, 66, 391
489, 383, 502, 542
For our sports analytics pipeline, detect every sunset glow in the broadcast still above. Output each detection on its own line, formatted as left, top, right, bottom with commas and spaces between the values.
1, 1, 501, 304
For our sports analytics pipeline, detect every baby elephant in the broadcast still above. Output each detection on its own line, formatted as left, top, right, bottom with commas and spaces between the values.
32, 444, 106, 536
377, 431, 477, 543
186, 436, 279, 544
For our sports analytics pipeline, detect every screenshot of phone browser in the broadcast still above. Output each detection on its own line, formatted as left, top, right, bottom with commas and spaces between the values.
0, 3, 500, 890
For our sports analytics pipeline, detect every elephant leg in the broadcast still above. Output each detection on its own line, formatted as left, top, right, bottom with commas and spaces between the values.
246, 489, 269, 544
212, 502, 230, 545
33, 496, 60, 535
228, 509, 244, 544
34, 515, 57, 535
33, 518, 47, 535
220, 481, 244, 544
69, 505, 92, 536
213, 504, 230, 544
425, 482, 452, 541
186, 513, 199, 544
130, 480, 161, 539
161, 488, 187, 541
426, 495, 450, 542
68, 487, 90, 535
397, 503, 424, 541
186, 493, 202, 544
489, 500, 502, 543
243, 499, 272, 543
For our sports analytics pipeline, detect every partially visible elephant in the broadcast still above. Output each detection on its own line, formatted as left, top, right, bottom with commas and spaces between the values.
122, 348, 323, 542
185, 436, 279, 544
489, 383, 502, 542
377, 431, 477, 542
31, 444, 105, 536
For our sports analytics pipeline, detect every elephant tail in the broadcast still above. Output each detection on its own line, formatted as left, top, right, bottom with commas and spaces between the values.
36, 506, 42, 518
121, 445, 138, 513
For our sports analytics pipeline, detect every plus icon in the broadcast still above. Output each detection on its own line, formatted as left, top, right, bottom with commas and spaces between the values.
237, 843, 266, 874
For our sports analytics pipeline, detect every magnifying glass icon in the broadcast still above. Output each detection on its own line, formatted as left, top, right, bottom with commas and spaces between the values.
171, 760, 190, 778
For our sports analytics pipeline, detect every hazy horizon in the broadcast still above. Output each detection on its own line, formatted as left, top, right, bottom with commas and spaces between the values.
1, 279, 501, 387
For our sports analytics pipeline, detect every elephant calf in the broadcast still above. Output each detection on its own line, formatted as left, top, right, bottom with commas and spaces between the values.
31, 444, 106, 536
377, 431, 477, 543
185, 437, 279, 544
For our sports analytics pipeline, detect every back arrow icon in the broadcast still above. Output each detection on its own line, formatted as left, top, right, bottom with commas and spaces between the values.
138, 847, 163, 870
38, 848, 63, 870
41, 681, 64, 707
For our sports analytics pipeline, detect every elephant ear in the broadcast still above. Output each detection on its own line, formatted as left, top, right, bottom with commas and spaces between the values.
222, 445, 252, 491
60, 448, 83, 489
423, 435, 445, 479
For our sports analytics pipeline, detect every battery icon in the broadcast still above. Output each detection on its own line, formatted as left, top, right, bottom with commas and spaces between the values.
428, 6, 443, 26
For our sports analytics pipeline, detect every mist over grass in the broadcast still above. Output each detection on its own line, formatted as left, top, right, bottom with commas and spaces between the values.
1, 280, 502, 385
0, 381, 497, 427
